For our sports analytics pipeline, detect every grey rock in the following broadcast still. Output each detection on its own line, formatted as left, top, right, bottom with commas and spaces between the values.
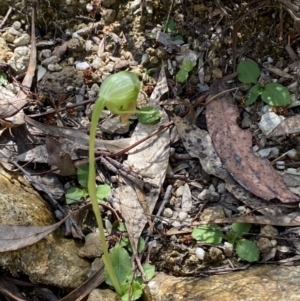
87, 289, 121, 301
8, 27, 21, 36
12, 21, 22, 30
0, 165, 91, 289
78, 233, 104, 258
200, 207, 225, 222
48, 63, 62, 71
42, 55, 60, 66
145, 266, 300, 301
13, 33, 30, 46
163, 208, 173, 218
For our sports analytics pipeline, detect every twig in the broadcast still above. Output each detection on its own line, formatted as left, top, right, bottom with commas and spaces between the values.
153, 184, 172, 224
110, 120, 174, 157
203, 87, 239, 107
0, 6, 13, 29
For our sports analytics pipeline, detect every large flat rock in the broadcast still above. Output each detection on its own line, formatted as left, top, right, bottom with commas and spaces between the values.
0, 166, 91, 289
146, 265, 300, 301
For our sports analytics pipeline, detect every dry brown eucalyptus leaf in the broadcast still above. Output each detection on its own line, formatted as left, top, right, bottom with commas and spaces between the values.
206, 81, 300, 203
0, 217, 66, 252
46, 137, 76, 176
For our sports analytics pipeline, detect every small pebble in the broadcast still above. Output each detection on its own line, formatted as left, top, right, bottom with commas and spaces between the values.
217, 182, 226, 194
163, 208, 173, 218
178, 211, 188, 221
223, 242, 233, 257
195, 247, 205, 260
276, 161, 285, 170
198, 189, 208, 201
12, 21, 22, 30
75, 61, 90, 70
48, 63, 62, 71
14, 33, 30, 46
171, 220, 181, 228
208, 184, 215, 193
276, 245, 290, 253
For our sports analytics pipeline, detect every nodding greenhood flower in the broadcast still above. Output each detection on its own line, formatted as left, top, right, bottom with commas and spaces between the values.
98, 71, 140, 123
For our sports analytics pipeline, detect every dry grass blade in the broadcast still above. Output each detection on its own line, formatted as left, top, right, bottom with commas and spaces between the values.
206, 81, 300, 203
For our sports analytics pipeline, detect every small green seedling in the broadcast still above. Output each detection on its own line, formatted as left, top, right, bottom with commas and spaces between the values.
103, 223, 155, 301
192, 223, 259, 262
66, 164, 110, 204
0, 70, 7, 85
176, 59, 196, 83
237, 60, 291, 107
163, 18, 183, 41
88, 71, 159, 297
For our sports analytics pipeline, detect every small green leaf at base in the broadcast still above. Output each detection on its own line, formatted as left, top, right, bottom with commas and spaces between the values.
261, 83, 291, 107
121, 281, 144, 301
142, 263, 155, 280
77, 164, 89, 188
0, 71, 7, 85
231, 223, 252, 237
245, 84, 261, 106
105, 244, 133, 287
235, 239, 259, 262
66, 187, 88, 204
137, 106, 160, 124
237, 60, 260, 84
96, 184, 111, 202
176, 69, 189, 83
192, 225, 223, 244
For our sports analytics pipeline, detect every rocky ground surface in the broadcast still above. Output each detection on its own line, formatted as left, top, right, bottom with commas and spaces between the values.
1, 0, 300, 300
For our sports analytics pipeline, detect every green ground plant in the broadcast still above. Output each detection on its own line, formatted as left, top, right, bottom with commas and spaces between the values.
88, 71, 158, 298
192, 223, 259, 262
237, 60, 291, 107
65, 164, 110, 204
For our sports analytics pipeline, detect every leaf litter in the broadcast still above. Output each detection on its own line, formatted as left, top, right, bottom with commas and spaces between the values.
116, 67, 170, 251
206, 80, 300, 203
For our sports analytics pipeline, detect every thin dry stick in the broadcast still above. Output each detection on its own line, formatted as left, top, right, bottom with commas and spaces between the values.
110, 120, 174, 157
203, 87, 239, 107
0, 6, 12, 29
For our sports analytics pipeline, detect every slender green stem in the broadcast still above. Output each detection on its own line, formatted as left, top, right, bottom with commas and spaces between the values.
88, 97, 122, 296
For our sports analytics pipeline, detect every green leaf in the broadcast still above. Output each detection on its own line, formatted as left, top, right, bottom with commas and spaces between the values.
176, 69, 189, 83
0, 71, 7, 85
245, 84, 261, 106
163, 18, 175, 33
77, 164, 89, 188
231, 223, 252, 236
121, 280, 144, 301
105, 244, 133, 287
120, 236, 130, 248
192, 225, 223, 244
96, 184, 111, 202
137, 106, 160, 124
172, 34, 183, 41
118, 222, 127, 232
65, 187, 87, 204
137, 237, 146, 253
261, 83, 291, 106
142, 263, 155, 280
182, 60, 195, 71
235, 239, 259, 262
237, 60, 260, 84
